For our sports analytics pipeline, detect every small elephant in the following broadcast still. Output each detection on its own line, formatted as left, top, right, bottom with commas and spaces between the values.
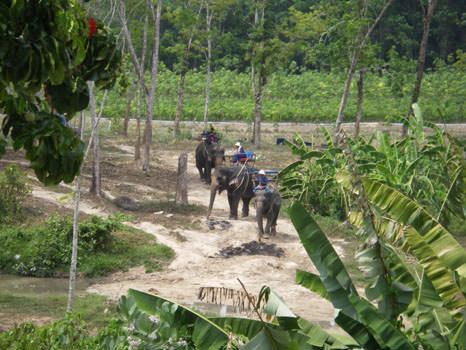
195, 141, 224, 184
207, 165, 254, 219
254, 189, 281, 240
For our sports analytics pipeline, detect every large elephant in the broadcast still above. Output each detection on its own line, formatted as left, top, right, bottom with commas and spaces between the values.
254, 190, 281, 240
207, 165, 254, 219
195, 141, 225, 184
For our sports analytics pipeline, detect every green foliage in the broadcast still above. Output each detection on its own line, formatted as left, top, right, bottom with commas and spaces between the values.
279, 105, 466, 224
0, 0, 121, 186
118, 294, 194, 349
0, 313, 129, 350
101, 68, 465, 123
0, 164, 31, 223
0, 213, 172, 277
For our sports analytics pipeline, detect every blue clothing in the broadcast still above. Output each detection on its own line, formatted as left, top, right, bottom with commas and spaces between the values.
58, 115, 67, 127
238, 146, 245, 153
257, 175, 268, 186
232, 153, 247, 163
253, 175, 271, 193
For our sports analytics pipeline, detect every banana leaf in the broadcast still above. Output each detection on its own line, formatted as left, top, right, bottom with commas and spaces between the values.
403, 227, 466, 319
128, 289, 229, 350
295, 269, 329, 300
289, 201, 358, 319
362, 178, 466, 274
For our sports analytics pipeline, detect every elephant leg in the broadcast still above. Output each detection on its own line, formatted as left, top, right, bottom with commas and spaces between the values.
270, 205, 280, 235
205, 162, 212, 184
241, 196, 252, 217
227, 193, 238, 219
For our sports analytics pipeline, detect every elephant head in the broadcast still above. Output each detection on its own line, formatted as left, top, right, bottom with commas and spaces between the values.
207, 166, 254, 219
254, 189, 281, 240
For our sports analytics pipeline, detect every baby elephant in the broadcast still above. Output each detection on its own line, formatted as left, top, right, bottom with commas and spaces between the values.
254, 189, 281, 240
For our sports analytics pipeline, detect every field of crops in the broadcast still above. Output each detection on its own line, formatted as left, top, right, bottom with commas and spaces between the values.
102, 67, 466, 123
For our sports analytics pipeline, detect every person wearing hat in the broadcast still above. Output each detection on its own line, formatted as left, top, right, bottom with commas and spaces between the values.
254, 169, 271, 193
232, 142, 246, 165
234, 142, 244, 154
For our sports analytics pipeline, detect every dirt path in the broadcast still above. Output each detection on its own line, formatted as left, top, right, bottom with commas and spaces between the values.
3, 143, 346, 333
80, 148, 345, 332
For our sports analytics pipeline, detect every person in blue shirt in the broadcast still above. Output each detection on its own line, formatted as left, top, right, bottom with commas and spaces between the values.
234, 142, 244, 154
253, 169, 271, 193
204, 126, 218, 145
232, 141, 247, 165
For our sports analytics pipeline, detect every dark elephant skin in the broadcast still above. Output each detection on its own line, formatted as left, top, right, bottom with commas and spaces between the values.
207, 165, 254, 220
195, 141, 224, 184
254, 190, 281, 240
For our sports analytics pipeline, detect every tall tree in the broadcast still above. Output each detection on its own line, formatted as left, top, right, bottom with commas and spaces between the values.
68, 90, 108, 312
88, 81, 101, 196
172, 0, 204, 137
142, 0, 163, 171
402, 0, 438, 137
203, 0, 213, 132
333, 0, 394, 143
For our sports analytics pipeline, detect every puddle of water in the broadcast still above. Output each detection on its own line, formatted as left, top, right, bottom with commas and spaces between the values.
0, 274, 94, 297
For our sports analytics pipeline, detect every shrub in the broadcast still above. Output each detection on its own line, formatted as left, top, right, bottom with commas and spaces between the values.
0, 164, 31, 223
0, 213, 129, 277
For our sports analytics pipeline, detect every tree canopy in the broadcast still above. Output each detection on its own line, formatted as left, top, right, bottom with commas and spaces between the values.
0, 0, 121, 185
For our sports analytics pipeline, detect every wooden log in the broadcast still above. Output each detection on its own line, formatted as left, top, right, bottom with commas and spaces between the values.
175, 152, 188, 205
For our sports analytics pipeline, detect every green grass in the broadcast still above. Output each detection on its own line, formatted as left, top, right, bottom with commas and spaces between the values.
0, 217, 174, 278
0, 293, 117, 329
74, 227, 173, 277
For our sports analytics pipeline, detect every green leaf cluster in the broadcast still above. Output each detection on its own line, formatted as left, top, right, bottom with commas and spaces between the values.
0, 0, 121, 185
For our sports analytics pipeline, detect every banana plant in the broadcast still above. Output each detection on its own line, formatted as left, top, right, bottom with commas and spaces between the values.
337, 173, 466, 349
124, 286, 356, 349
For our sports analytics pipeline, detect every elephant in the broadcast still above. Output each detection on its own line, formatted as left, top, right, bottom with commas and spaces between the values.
254, 189, 281, 240
195, 141, 225, 184
207, 165, 254, 220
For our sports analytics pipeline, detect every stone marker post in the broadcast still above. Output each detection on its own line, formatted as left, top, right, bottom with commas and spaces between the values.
176, 152, 188, 205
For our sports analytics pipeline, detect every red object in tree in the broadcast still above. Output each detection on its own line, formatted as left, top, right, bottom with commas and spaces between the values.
88, 18, 96, 37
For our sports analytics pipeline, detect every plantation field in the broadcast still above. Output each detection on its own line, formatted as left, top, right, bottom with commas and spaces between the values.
103, 68, 466, 123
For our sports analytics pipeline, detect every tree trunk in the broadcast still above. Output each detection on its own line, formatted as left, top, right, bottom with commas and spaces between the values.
251, 0, 267, 146
174, 71, 186, 137
89, 82, 101, 196
354, 70, 365, 137
203, 1, 212, 132
78, 111, 84, 138
402, 0, 437, 137
123, 76, 136, 137
173, 2, 203, 137
250, 2, 258, 143
175, 152, 188, 205
253, 72, 264, 148
142, 0, 162, 171
334, 0, 394, 143
135, 85, 141, 161
67, 90, 108, 313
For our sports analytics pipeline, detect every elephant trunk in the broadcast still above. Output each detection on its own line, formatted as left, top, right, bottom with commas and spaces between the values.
207, 177, 218, 219
256, 200, 264, 240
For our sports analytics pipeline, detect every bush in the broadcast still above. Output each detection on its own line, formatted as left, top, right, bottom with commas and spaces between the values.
0, 164, 31, 223
0, 213, 173, 277
0, 213, 129, 277
0, 314, 129, 350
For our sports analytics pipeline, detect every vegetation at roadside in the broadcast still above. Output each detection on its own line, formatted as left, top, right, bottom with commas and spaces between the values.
0, 213, 173, 277
0, 293, 117, 330
0, 165, 31, 225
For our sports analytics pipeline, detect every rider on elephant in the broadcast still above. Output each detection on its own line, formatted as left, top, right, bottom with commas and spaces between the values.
232, 141, 246, 165
254, 169, 271, 193
204, 126, 218, 145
